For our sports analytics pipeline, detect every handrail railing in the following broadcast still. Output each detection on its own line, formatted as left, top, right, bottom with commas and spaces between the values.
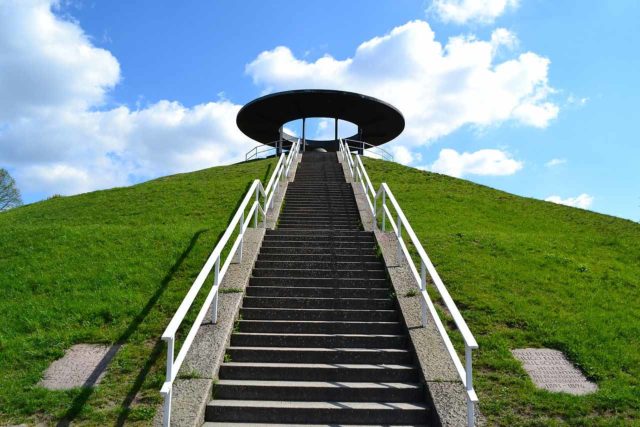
339, 139, 478, 427
160, 138, 300, 426
245, 138, 300, 161
343, 138, 394, 162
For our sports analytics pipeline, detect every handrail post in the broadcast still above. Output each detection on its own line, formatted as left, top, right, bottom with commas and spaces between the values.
382, 189, 386, 232
211, 256, 220, 323
163, 337, 174, 427
466, 345, 475, 427
373, 191, 378, 230
420, 260, 428, 325
253, 184, 259, 227
396, 215, 403, 261
235, 211, 244, 264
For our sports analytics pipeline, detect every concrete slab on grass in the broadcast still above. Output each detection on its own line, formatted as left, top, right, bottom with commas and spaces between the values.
512, 348, 597, 395
40, 344, 120, 390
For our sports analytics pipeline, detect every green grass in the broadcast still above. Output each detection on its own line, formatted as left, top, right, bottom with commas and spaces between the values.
363, 158, 640, 426
0, 158, 276, 425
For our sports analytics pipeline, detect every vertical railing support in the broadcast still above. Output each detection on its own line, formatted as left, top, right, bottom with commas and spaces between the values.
396, 215, 403, 261
163, 337, 174, 427
253, 184, 259, 227
235, 211, 244, 264
420, 260, 428, 325
466, 345, 475, 427
211, 257, 220, 323
381, 190, 386, 232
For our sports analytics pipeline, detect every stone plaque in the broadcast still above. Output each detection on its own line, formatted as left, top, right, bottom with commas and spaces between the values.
512, 348, 597, 395
40, 344, 120, 390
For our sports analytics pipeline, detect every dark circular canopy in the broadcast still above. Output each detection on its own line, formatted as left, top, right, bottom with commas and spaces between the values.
236, 89, 404, 146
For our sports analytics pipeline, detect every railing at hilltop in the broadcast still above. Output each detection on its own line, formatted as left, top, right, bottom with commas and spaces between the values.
343, 138, 394, 161
245, 136, 300, 161
246, 137, 393, 161
159, 139, 300, 426
339, 139, 479, 427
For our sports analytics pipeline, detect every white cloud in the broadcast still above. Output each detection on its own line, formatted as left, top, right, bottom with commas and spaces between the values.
545, 158, 566, 167
545, 194, 594, 209
430, 0, 519, 25
0, 0, 251, 198
391, 146, 418, 165
0, 0, 120, 120
246, 21, 558, 149
427, 148, 523, 177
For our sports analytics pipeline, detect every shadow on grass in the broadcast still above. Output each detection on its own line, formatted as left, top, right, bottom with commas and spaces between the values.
58, 229, 206, 426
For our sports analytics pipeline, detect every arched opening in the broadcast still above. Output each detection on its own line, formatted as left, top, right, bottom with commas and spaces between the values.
283, 118, 358, 141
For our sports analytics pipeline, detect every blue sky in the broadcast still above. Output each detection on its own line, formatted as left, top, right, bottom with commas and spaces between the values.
0, 0, 638, 220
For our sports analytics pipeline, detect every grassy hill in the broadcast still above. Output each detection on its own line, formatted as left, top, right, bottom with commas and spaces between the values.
1, 156, 638, 426
0, 158, 276, 425
363, 158, 640, 426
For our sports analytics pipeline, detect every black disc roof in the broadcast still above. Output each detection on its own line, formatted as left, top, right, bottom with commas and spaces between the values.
236, 89, 404, 146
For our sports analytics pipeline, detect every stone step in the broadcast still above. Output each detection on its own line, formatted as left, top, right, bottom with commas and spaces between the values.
282, 203, 358, 207
225, 346, 413, 364
261, 240, 373, 248
251, 268, 386, 279
276, 217, 361, 224
237, 320, 403, 335
202, 421, 428, 427
230, 333, 406, 349
258, 247, 378, 256
284, 195, 356, 200
278, 224, 361, 230
257, 254, 379, 263
218, 362, 419, 382
214, 379, 424, 402
281, 205, 358, 209
278, 214, 359, 218
248, 277, 388, 288
205, 399, 429, 424
240, 307, 397, 322
277, 217, 360, 222
254, 260, 384, 270
262, 235, 374, 243
246, 286, 389, 299
242, 296, 393, 310
265, 229, 371, 237
204, 423, 428, 427
277, 220, 361, 226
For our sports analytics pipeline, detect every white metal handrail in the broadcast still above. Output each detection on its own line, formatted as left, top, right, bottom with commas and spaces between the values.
339, 139, 478, 427
245, 144, 275, 161
343, 138, 394, 161
245, 138, 300, 161
160, 139, 300, 426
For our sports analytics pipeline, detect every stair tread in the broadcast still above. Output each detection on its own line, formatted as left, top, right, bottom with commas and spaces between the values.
221, 362, 416, 370
241, 308, 395, 313
228, 346, 409, 353
204, 423, 427, 427
208, 400, 429, 410
239, 320, 401, 325
216, 379, 421, 389
232, 333, 404, 338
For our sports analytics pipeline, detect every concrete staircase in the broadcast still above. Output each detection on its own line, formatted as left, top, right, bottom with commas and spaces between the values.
204, 152, 432, 425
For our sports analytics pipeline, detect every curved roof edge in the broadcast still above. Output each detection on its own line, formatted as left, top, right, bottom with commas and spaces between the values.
236, 89, 404, 146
